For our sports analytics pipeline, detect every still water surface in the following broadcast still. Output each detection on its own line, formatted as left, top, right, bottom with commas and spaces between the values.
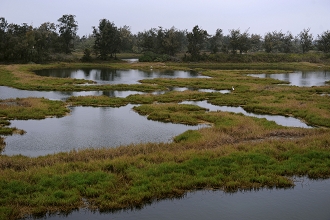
31, 178, 330, 220
248, 70, 330, 86
34, 68, 209, 85
3, 105, 205, 157
0, 86, 144, 100
181, 101, 312, 128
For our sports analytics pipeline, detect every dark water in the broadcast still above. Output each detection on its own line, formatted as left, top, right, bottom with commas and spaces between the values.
2, 105, 205, 157
248, 70, 330, 86
0, 86, 230, 100
0, 86, 144, 100
29, 178, 330, 220
34, 68, 209, 85
181, 101, 312, 128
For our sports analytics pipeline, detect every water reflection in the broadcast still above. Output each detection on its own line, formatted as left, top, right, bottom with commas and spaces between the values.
248, 70, 330, 87
32, 178, 330, 220
0, 86, 144, 100
180, 101, 311, 128
168, 87, 231, 94
0, 86, 229, 101
34, 69, 208, 85
122, 58, 139, 63
2, 105, 204, 157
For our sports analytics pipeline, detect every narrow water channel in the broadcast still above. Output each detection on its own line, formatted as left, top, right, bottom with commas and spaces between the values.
180, 101, 311, 128
248, 70, 330, 87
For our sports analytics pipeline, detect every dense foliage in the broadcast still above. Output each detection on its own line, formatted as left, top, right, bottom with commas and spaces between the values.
0, 15, 330, 63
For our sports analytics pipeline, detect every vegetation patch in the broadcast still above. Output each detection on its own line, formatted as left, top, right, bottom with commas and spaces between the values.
133, 103, 208, 125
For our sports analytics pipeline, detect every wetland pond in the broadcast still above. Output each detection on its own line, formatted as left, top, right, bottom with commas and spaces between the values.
28, 178, 330, 220
3, 104, 205, 157
34, 68, 209, 84
1, 68, 329, 219
248, 70, 330, 87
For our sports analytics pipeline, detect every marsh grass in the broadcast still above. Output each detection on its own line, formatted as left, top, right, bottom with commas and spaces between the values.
133, 103, 208, 125
1, 61, 330, 219
0, 98, 69, 120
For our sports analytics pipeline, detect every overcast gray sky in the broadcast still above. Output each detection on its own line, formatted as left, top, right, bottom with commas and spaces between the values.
1, 0, 329, 37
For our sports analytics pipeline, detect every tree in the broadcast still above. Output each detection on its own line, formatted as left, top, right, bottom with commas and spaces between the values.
249, 34, 262, 52
209, 29, 223, 54
118, 25, 133, 52
57, 14, 78, 54
186, 25, 208, 60
137, 28, 157, 53
228, 29, 250, 54
5, 23, 35, 62
281, 32, 294, 53
298, 28, 313, 53
316, 30, 330, 53
0, 17, 8, 61
161, 27, 185, 56
34, 22, 59, 61
264, 31, 284, 53
81, 48, 92, 62
93, 19, 121, 60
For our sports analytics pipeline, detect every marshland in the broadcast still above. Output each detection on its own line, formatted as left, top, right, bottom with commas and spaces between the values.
0, 60, 330, 219
0, 14, 330, 219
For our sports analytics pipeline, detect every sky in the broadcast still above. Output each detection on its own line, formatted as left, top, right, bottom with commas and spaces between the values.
1, 0, 329, 37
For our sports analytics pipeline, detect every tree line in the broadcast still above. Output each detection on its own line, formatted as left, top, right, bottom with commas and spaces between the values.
0, 14, 330, 63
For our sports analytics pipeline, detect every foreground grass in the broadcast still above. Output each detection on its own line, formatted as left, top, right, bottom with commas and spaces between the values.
0, 122, 329, 219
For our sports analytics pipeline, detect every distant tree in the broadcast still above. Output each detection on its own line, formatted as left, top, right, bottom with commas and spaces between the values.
57, 14, 78, 54
5, 23, 35, 62
93, 19, 121, 60
221, 35, 230, 53
264, 30, 284, 53
229, 29, 250, 54
74, 34, 95, 52
186, 25, 208, 60
298, 28, 313, 53
281, 32, 294, 53
209, 29, 223, 54
249, 34, 262, 52
0, 17, 8, 60
162, 27, 185, 56
316, 30, 330, 53
228, 29, 240, 54
118, 25, 133, 52
34, 22, 58, 61
156, 26, 166, 54
137, 28, 157, 53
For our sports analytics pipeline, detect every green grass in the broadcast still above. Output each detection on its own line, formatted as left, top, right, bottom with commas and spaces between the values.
0, 98, 69, 120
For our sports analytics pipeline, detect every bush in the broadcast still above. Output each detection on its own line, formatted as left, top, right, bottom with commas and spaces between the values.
139, 51, 174, 62
81, 48, 92, 62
